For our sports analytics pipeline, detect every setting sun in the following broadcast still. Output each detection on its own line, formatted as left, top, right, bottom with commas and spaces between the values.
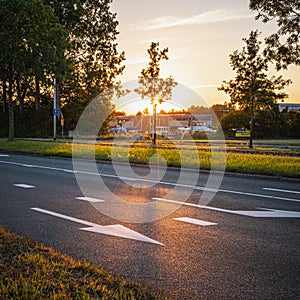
112, 0, 299, 110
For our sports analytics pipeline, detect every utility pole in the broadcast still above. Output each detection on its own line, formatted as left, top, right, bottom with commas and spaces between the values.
249, 82, 254, 149
53, 77, 57, 141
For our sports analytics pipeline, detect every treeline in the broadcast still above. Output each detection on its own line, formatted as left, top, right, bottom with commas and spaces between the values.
190, 104, 300, 139
0, 0, 124, 139
220, 107, 300, 139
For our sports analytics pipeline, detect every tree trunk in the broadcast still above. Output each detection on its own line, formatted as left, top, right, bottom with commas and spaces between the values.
249, 93, 254, 149
2, 81, 6, 113
16, 77, 23, 112
35, 77, 40, 110
8, 74, 14, 140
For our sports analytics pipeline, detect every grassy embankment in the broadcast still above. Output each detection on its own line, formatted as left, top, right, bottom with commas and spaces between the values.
0, 226, 168, 299
0, 140, 299, 178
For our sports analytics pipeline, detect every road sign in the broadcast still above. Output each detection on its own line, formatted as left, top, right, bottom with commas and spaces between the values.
53, 109, 59, 116
235, 130, 250, 138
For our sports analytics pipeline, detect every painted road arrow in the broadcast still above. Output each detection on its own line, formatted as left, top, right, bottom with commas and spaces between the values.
31, 208, 163, 245
153, 198, 300, 218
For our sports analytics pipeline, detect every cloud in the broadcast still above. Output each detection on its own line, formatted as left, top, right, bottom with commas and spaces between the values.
125, 57, 149, 66
125, 53, 182, 66
134, 9, 255, 30
193, 84, 220, 89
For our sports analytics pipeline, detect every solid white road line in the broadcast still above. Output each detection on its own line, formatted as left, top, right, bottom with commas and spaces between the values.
173, 217, 218, 226
14, 183, 35, 189
152, 197, 300, 218
76, 196, 105, 203
0, 160, 76, 173
2, 160, 300, 203
263, 188, 300, 195
0, 154, 9, 157
30, 207, 163, 245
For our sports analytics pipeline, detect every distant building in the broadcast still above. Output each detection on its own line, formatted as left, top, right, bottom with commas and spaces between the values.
109, 113, 214, 135
279, 103, 300, 112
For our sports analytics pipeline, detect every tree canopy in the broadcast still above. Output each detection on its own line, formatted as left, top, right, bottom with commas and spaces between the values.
0, 0, 125, 139
134, 42, 177, 104
218, 30, 291, 147
250, 0, 300, 69
219, 31, 291, 111
0, 0, 67, 139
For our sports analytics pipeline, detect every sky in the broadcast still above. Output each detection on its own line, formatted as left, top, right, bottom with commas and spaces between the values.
110, 0, 299, 114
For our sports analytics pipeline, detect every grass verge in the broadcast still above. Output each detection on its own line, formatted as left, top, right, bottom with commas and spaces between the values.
0, 226, 168, 300
0, 140, 299, 178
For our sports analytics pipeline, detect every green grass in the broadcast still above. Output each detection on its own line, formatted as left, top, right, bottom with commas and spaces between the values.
226, 152, 300, 177
0, 226, 168, 300
0, 139, 299, 178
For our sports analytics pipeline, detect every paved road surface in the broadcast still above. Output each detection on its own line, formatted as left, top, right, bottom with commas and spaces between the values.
0, 153, 300, 299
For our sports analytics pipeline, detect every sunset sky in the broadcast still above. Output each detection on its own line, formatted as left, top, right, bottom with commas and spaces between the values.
111, 0, 299, 114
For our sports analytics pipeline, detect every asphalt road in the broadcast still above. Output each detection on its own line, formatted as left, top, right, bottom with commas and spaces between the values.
0, 153, 300, 299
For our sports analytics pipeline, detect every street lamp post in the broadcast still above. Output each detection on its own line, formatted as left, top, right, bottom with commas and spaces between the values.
152, 98, 158, 146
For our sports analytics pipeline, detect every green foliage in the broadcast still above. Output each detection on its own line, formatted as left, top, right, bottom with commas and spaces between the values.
0, 0, 67, 79
279, 110, 300, 138
218, 31, 291, 111
218, 30, 291, 147
49, 0, 126, 104
220, 108, 300, 139
191, 131, 208, 140
0, 0, 125, 139
134, 42, 177, 104
0, 0, 68, 139
220, 110, 250, 138
188, 105, 211, 115
250, 0, 300, 69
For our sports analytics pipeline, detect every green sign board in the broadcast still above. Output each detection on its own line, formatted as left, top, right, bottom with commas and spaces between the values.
235, 130, 250, 138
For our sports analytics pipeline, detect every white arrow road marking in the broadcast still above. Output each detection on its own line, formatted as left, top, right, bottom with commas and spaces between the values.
153, 198, 300, 218
263, 188, 300, 195
79, 225, 161, 244
14, 183, 35, 189
30, 207, 163, 245
76, 197, 105, 203
173, 217, 218, 226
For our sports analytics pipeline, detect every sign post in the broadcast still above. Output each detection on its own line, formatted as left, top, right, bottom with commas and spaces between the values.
61, 118, 64, 136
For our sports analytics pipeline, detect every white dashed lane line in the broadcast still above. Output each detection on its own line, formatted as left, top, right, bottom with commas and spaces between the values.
173, 217, 218, 226
14, 183, 35, 189
76, 196, 105, 203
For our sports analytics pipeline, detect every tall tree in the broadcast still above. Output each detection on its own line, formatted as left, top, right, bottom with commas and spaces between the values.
45, 0, 125, 106
0, 0, 67, 139
134, 42, 177, 145
250, 0, 300, 69
218, 30, 291, 148
0, 0, 125, 139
